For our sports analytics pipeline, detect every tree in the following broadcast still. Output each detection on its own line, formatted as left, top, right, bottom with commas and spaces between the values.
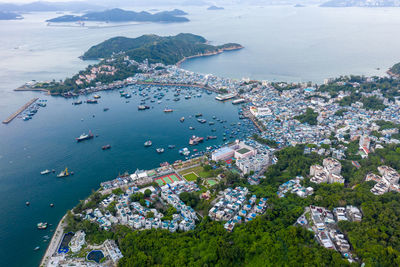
144, 189, 152, 197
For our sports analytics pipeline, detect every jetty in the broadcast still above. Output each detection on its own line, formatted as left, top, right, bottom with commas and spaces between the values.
2, 97, 39, 124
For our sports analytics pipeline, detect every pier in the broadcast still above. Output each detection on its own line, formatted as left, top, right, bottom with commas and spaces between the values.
2, 97, 38, 124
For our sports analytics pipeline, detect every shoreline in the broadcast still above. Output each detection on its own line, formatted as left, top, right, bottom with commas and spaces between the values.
40, 213, 67, 267
176, 45, 244, 67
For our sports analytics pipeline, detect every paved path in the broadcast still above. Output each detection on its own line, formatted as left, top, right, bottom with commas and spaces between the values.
40, 214, 67, 267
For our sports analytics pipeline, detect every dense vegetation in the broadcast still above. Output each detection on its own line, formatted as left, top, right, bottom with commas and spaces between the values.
251, 133, 278, 148
294, 107, 318, 125
390, 62, 400, 76
82, 33, 243, 64
47, 8, 189, 23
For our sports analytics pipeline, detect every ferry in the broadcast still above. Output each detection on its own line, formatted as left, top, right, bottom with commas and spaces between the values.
102, 144, 111, 150
156, 148, 165, 153
37, 222, 48, 229
180, 117, 185, 122
189, 135, 204, 145
144, 140, 152, 147
164, 108, 173, 113
72, 100, 82, 105
57, 168, 72, 178
40, 169, 51, 175
86, 99, 98, 104
76, 131, 94, 142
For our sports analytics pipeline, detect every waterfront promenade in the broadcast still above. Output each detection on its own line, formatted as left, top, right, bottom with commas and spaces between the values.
40, 213, 67, 267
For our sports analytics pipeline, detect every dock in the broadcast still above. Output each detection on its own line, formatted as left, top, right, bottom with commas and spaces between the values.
2, 97, 39, 124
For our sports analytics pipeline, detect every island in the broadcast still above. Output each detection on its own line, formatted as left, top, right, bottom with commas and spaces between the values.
0, 1, 102, 12
207, 5, 224, 10
0, 11, 23, 20
321, 0, 400, 7
46, 8, 189, 23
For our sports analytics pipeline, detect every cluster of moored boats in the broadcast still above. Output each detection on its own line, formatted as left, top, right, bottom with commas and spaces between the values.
21, 99, 47, 121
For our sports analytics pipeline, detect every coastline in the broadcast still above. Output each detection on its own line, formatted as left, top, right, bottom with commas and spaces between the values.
176, 45, 244, 68
40, 213, 67, 267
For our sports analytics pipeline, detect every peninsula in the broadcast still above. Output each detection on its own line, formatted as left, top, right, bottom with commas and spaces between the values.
46, 8, 189, 23
0, 11, 23, 20
17, 33, 242, 95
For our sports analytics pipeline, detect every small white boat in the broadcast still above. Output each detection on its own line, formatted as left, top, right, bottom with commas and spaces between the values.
40, 169, 51, 175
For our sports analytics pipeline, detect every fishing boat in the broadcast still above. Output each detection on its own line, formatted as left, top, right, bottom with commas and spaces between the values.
102, 144, 111, 150
50, 203, 54, 207
103, 108, 109, 111
76, 131, 94, 142
26, 201, 30, 206
197, 119, 207, 124
168, 145, 176, 149
195, 113, 202, 117
180, 117, 185, 122
185, 95, 191, 99
93, 94, 101, 99
144, 141, 152, 147
37, 222, 48, 229
156, 148, 165, 153
86, 99, 98, 104
57, 168, 71, 178
189, 135, 204, 145
40, 169, 51, 175
164, 108, 173, 113
209, 122, 215, 125
189, 126, 195, 130
34, 247, 40, 251
72, 100, 82, 105
173, 98, 180, 101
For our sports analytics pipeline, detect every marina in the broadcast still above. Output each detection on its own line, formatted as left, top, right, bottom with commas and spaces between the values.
2, 97, 39, 124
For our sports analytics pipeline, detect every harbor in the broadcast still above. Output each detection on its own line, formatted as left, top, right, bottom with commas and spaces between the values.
2, 97, 39, 124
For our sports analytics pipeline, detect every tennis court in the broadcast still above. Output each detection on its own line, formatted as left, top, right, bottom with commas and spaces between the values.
154, 173, 181, 186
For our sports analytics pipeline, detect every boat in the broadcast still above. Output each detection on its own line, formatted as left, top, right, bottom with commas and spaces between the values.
156, 148, 165, 153
37, 222, 48, 229
207, 136, 217, 140
50, 203, 54, 207
40, 169, 51, 175
189, 135, 204, 145
180, 117, 185, 122
76, 131, 94, 142
209, 122, 215, 125
197, 119, 207, 124
34, 247, 40, 251
189, 126, 195, 130
93, 94, 101, 99
138, 105, 150, 110
179, 147, 190, 156
86, 99, 98, 104
57, 168, 70, 178
173, 98, 180, 101
102, 144, 111, 150
168, 145, 176, 149
185, 95, 191, 99
195, 113, 202, 117
26, 201, 30, 206
72, 100, 82, 105
124, 94, 132, 98
103, 108, 109, 112
164, 108, 173, 113
144, 141, 152, 147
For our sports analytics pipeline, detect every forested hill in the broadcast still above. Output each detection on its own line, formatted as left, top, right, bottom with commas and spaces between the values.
81, 33, 243, 65
389, 62, 400, 76
46, 8, 189, 23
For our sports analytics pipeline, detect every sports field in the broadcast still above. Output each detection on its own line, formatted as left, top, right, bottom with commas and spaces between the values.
155, 173, 181, 186
183, 172, 199, 181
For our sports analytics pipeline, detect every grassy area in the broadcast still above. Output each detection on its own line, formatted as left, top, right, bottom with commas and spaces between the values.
183, 172, 198, 181
178, 165, 215, 178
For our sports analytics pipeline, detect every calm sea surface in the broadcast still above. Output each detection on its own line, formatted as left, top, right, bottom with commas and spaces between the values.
1, 5, 400, 266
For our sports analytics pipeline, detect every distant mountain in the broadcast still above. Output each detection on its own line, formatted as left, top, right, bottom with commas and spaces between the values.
321, 0, 400, 7
207, 5, 225, 10
46, 8, 189, 23
389, 62, 400, 77
81, 33, 243, 65
0, 11, 23, 20
0, 1, 103, 12
155, 9, 188, 16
